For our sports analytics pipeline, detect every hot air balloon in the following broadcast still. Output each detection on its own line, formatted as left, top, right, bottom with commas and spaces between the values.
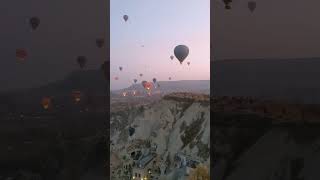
77, 56, 87, 69
187, 62, 190, 66
100, 61, 108, 80
248, 1, 256, 12
96, 38, 104, 48
170, 55, 174, 60
16, 49, 27, 61
139, 73, 143, 77
123, 15, 129, 22
72, 91, 82, 103
142, 81, 152, 91
134, 79, 138, 83
129, 127, 135, 136
30, 17, 40, 30
119, 66, 123, 71
174, 45, 189, 64
114, 77, 119, 80
152, 78, 157, 84
169, 77, 172, 80
41, 97, 51, 110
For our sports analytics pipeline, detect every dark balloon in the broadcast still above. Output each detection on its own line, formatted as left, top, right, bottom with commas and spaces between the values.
100, 61, 108, 80
77, 56, 87, 69
187, 62, 190, 66
170, 55, 174, 60
123, 15, 129, 22
96, 38, 105, 48
153, 78, 157, 84
134, 79, 138, 83
119, 66, 123, 71
169, 77, 172, 80
174, 45, 189, 64
248, 1, 256, 12
139, 73, 143, 77
30, 17, 40, 30
114, 77, 119, 80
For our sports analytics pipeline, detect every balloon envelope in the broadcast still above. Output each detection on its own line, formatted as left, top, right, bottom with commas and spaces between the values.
248, 1, 256, 12
96, 38, 104, 48
77, 56, 87, 69
30, 17, 40, 30
16, 49, 27, 61
174, 45, 189, 64
123, 15, 129, 22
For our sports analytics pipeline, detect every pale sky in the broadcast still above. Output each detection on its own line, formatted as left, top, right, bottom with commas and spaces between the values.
110, 0, 210, 90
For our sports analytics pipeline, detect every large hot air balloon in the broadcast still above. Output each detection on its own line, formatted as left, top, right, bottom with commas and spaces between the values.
72, 91, 82, 103
77, 56, 87, 69
129, 127, 135, 136
170, 55, 174, 60
16, 49, 27, 61
41, 97, 51, 110
123, 15, 129, 22
174, 45, 189, 64
248, 1, 256, 12
30, 17, 40, 30
134, 79, 138, 84
119, 66, 123, 71
96, 38, 104, 48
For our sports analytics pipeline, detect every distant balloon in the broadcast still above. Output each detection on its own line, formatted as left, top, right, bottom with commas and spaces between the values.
170, 55, 174, 60
16, 49, 27, 61
187, 62, 190, 66
223, 0, 232, 9
123, 15, 129, 22
139, 73, 143, 77
71, 91, 82, 103
142, 81, 152, 90
119, 66, 123, 71
114, 77, 119, 80
96, 38, 105, 48
152, 78, 157, 84
30, 17, 40, 30
100, 61, 108, 80
248, 1, 256, 12
174, 45, 189, 64
134, 79, 138, 83
129, 127, 135, 136
77, 56, 87, 69
169, 77, 172, 80
41, 97, 51, 110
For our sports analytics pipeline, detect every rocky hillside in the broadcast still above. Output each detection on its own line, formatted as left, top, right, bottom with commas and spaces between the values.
110, 92, 210, 179
212, 97, 320, 180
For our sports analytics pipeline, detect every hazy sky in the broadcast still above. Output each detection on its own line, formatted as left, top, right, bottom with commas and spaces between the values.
213, 0, 320, 60
110, 0, 210, 90
0, 0, 107, 92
